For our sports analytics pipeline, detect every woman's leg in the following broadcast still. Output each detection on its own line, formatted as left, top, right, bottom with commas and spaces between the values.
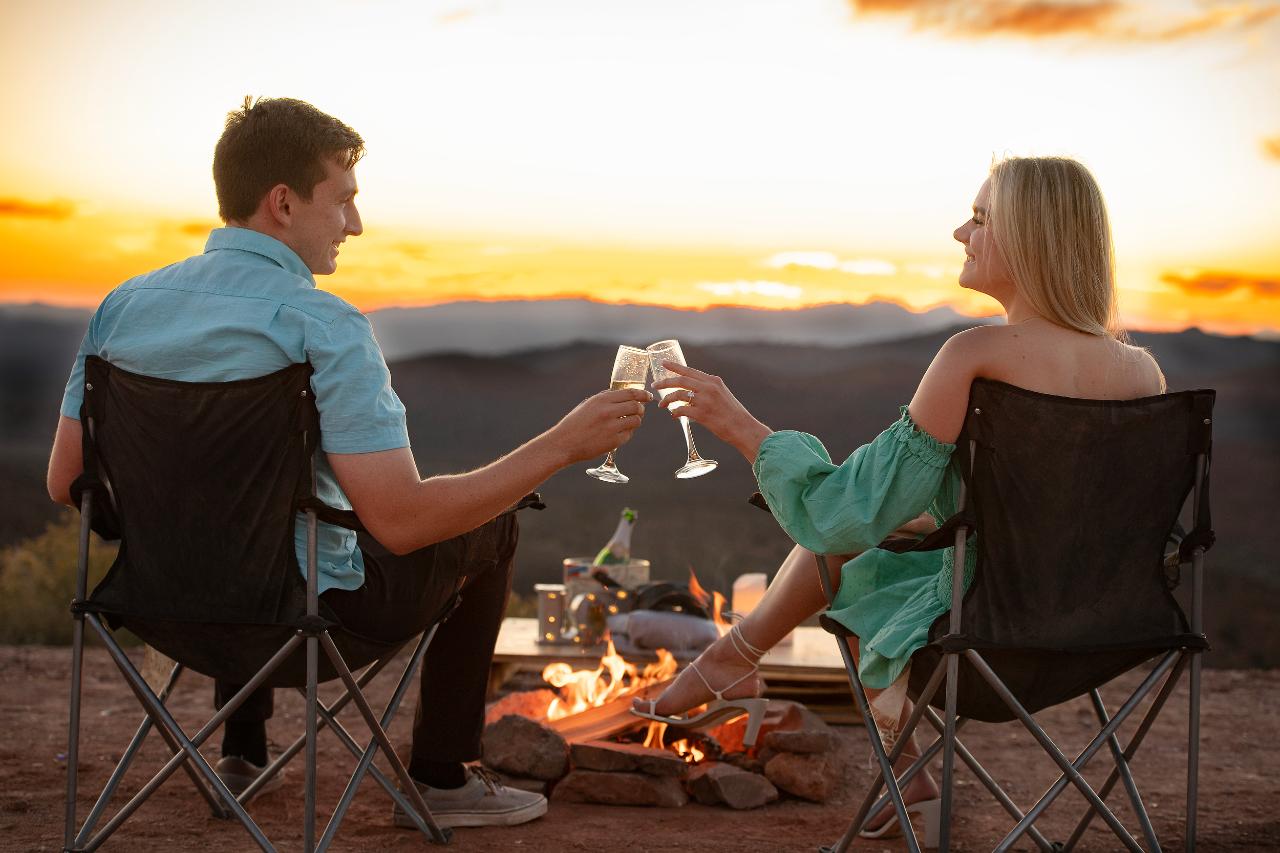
745, 544, 938, 812
638, 543, 841, 715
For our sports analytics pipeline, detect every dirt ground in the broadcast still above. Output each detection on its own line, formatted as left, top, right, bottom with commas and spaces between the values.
1, 646, 1277, 853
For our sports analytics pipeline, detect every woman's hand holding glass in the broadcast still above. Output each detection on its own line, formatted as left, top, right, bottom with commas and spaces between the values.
650, 360, 773, 464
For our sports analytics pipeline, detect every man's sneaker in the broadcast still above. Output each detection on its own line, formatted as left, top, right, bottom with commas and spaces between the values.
392, 766, 547, 829
214, 755, 285, 801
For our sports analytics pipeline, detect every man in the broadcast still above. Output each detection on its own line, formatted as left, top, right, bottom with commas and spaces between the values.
46, 96, 650, 829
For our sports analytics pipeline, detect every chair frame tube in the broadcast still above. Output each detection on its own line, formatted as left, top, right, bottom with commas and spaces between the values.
813, 555, 920, 853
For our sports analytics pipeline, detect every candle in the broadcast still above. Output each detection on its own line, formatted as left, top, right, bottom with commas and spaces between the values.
535, 583, 566, 644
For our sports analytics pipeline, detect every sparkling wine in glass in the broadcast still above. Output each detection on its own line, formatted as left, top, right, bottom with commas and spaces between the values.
645, 339, 718, 479
585, 345, 650, 484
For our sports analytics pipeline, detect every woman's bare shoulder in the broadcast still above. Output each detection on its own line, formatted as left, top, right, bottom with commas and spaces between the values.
1119, 340, 1167, 394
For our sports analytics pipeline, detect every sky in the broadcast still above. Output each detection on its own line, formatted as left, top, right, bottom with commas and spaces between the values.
2, 0, 1278, 334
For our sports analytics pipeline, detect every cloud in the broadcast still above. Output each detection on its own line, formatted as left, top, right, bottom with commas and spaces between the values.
764, 251, 898, 275
765, 251, 840, 270
847, 0, 1279, 42
696, 280, 804, 300
1263, 136, 1280, 162
1162, 270, 1280, 297
0, 197, 75, 220
850, 0, 1121, 37
1153, 3, 1280, 41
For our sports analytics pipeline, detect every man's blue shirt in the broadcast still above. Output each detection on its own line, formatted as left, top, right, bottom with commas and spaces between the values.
60, 226, 410, 593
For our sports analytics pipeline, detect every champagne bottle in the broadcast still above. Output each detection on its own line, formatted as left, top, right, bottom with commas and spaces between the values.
593, 508, 636, 566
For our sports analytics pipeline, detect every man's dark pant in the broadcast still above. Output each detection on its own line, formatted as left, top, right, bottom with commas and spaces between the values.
214, 511, 518, 767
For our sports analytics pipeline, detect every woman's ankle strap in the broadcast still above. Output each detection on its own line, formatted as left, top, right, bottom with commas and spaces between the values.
730, 623, 766, 662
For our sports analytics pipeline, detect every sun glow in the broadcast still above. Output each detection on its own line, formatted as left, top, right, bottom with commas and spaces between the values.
2, 0, 1277, 333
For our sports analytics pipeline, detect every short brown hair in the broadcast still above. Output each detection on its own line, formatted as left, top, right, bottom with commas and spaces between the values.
212, 96, 365, 222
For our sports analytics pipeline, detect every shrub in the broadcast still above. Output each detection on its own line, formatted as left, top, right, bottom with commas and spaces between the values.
0, 509, 119, 644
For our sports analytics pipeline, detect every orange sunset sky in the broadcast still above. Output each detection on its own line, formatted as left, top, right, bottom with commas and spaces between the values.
2, 0, 1279, 335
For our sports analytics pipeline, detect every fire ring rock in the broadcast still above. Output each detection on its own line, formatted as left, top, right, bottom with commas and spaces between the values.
763, 751, 840, 803
481, 714, 570, 781
686, 762, 778, 810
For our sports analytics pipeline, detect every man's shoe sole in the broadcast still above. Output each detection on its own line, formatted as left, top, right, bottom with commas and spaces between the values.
393, 796, 548, 829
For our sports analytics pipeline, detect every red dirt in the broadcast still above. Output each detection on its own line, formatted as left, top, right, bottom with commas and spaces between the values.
1, 646, 1277, 852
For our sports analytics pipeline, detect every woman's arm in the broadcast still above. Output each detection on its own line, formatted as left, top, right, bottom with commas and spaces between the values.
650, 361, 773, 463
905, 327, 990, 444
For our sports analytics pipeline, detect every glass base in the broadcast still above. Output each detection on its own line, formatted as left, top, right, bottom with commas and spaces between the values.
674, 458, 718, 479
586, 465, 630, 484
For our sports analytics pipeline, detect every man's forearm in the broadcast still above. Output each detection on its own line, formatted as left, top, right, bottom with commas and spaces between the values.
347, 431, 569, 555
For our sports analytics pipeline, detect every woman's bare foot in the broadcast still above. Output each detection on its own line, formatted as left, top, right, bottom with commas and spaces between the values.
632, 626, 764, 717
863, 744, 942, 832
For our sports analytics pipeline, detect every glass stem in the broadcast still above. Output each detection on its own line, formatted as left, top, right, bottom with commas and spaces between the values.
600, 449, 618, 470
678, 416, 704, 462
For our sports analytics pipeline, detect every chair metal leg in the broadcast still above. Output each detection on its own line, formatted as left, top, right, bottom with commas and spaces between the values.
73, 663, 227, 850
938, 651, 960, 853
1064, 654, 1188, 851
1090, 689, 1161, 852
970, 648, 1156, 853
316, 631, 451, 848
1186, 649, 1202, 853
842, 657, 947, 846
65, 492, 92, 851
304, 633, 319, 853
910, 707, 1057, 853
79, 622, 300, 853
820, 630, 920, 853
304, 630, 436, 845
306, 689, 424, 820
239, 653, 394, 803
65, 613, 86, 851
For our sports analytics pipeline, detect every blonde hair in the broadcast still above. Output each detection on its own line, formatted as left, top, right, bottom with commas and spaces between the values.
987, 157, 1123, 339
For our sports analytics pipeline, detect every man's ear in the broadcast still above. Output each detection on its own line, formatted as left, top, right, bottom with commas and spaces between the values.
264, 183, 292, 227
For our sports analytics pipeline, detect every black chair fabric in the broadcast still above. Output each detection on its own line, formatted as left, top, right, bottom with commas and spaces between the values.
906, 379, 1213, 721
71, 356, 393, 684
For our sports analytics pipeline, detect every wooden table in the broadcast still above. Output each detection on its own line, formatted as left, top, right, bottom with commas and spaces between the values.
490, 617, 862, 724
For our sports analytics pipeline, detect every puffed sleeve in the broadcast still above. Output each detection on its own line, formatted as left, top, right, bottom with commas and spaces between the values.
752, 407, 955, 555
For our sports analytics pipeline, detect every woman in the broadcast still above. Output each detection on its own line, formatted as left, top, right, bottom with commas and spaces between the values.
632, 156, 1165, 840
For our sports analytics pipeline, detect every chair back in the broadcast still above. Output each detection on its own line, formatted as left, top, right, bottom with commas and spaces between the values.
75, 356, 318, 630
909, 378, 1213, 720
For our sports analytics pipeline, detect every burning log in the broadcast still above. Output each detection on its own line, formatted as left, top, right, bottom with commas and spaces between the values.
545, 677, 675, 743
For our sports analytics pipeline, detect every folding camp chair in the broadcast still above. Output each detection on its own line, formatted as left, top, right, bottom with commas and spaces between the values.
62, 356, 498, 852
806, 379, 1214, 852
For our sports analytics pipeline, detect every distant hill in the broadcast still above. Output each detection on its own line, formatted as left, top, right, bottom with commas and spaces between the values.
2, 304, 1277, 667
366, 299, 992, 360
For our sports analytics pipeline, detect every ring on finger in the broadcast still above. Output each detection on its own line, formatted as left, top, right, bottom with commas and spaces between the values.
687, 389, 696, 402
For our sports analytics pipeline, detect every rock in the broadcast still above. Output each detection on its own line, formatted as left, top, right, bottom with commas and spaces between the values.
763, 729, 838, 755
764, 751, 842, 803
709, 699, 832, 754
551, 769, 688, 807
686, 762, 778, 810
570, 740, 690, 778
484, 689, 556, 726
720, 751, 765, 774
482, 714, 569, 781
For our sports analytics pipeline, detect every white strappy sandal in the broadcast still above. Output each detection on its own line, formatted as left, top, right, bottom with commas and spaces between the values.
630, 624, 770, 747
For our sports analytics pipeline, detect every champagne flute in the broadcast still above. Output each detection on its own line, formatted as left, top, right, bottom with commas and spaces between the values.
646, 339, 718, 479
585, 345, 651, 484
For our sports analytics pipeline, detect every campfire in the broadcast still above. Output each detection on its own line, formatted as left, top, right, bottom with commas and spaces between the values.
537, 568, 739, 762
480, 570, 843, 809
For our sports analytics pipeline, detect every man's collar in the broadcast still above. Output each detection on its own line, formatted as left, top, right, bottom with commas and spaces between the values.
204, 227, 315, 284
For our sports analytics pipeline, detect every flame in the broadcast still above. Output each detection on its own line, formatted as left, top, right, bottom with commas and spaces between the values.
541, 634, 678, 722
687, 568, 731, 635
640, 722, 704, 763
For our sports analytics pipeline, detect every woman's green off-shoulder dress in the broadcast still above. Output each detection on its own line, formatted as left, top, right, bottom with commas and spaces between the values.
752, 407, 977, 690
